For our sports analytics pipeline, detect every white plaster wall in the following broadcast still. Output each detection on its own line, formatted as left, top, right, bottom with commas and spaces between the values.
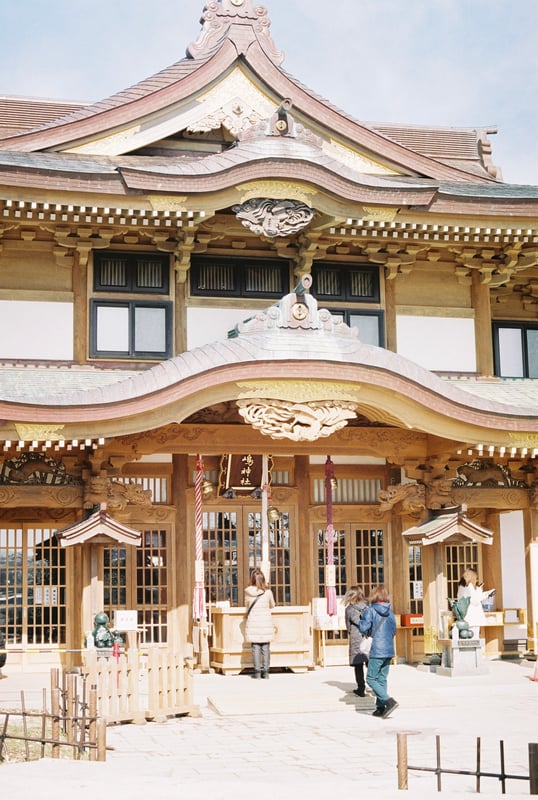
187, 306, 257, 350
500, 511, 527, 608
0, 301, 73, 359
396, 315, 476, 372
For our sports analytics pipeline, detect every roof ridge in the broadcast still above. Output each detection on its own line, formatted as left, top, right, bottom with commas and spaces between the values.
187, 0, 283, 65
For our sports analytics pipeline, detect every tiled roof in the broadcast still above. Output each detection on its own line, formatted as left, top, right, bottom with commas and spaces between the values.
0, 363, 141, 402
0, 347, 537, 420
0, 96, 86, 139
442, 377, 538, 409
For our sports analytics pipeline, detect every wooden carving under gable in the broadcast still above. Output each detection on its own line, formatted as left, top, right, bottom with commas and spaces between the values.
84, 476, 152, 510
377, 482, 426, 517
452, 459, 525, 488
232, 198, 315, 238
0, 453, 81, 486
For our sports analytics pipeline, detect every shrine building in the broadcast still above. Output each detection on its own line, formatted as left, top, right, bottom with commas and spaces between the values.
0, 0, 537, 672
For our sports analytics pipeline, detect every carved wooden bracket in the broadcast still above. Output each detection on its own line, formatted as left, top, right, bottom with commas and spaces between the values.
365, 244, 425, 279
292, 232, 330, 277
452, 244, 538, 288
51, 226, 114, 266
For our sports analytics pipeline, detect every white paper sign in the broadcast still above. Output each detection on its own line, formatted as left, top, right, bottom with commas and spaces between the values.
113, 610, 138, 631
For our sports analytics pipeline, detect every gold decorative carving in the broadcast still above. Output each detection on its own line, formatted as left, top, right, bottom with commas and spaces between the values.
236, 380, 359, 403
362, 207, 400, 221
14, 424, 65, 441
507, 433, 538, 449
237, 398, 357, 442
325, 141, 398, 176
237, 182, 315, 206
148, 196, 188, 212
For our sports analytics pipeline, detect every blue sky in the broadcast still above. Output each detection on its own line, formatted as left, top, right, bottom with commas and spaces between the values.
1, 0, 536, 184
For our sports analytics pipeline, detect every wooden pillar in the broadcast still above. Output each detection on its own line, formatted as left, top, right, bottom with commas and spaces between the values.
421, 543, 446, 653
174, 277, 187, 354
172, 454, 191, 650
295, 456, 313, 606
471, 271, 494, 377
523, 507, 538, 653
384, 274, 397, 352
72, 249, 88, 364
390, 514, 406, 612
79, 543, 103, 639
483, 511, 503, 608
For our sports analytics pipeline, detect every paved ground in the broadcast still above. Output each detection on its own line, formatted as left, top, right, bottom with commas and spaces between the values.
0, 657, 537, 799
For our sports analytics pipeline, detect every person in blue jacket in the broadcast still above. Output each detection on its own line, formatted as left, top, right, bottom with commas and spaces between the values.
359, 585, 398, 718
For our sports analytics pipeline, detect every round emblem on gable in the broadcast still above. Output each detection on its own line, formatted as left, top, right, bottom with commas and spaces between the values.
230, 0, 244, 6
291, 302, 308, 321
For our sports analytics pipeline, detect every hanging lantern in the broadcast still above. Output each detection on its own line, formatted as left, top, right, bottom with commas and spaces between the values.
267, 505, 281, 522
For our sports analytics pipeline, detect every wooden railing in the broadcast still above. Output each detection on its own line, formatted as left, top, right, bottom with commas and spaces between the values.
82, 646, 197, 724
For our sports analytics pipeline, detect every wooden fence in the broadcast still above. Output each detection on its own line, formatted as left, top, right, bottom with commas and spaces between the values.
82, 645, 197, 724
0, 670, 106, 762
397, 733, 538, 794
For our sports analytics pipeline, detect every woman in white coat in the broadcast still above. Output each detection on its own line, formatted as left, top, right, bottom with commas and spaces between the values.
244, 568, 276, 679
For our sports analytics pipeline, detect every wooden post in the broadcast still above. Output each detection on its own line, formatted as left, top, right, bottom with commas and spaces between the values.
51, 687, 60, 759
397, 732, 409, 790
88, 685, 97, 761
96, 717, 107, 762
530, 743, 538, 795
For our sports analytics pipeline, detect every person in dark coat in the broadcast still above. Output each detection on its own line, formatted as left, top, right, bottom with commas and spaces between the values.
359, 585, 398, 718
343, 585, 368, 696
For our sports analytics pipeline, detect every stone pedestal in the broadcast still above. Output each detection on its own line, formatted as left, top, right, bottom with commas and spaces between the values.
436, 629, 489, 676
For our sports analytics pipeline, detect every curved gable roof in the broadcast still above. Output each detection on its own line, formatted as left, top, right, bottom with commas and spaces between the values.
1, 285, 537, 450
0, 0, 497, 184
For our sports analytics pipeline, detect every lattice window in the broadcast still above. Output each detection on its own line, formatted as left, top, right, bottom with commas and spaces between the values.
316, 526, 347, 597
203, 507, 294, 607
94, 251, 169, 293
114, 475, 169, 504
269, 512, 291, 604
103, 547, 127, 609
445, 542, 479, 601
353, 527, 384, 597
408, 544, 423, 615
0, 526, 66, 646
137, 529, 168, 644
204, 510, 239, 605
312, 477, 382, 504
190, 256, 288, 298
312, 263, 380, 302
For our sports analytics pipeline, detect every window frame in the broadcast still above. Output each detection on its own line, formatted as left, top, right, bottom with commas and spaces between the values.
189, 255, 289, 299
329, 308, 385, 347
493, 321, 538, 378
311, 263, 381, 303
90, 299, 173, 360
93, 251, 170, 295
